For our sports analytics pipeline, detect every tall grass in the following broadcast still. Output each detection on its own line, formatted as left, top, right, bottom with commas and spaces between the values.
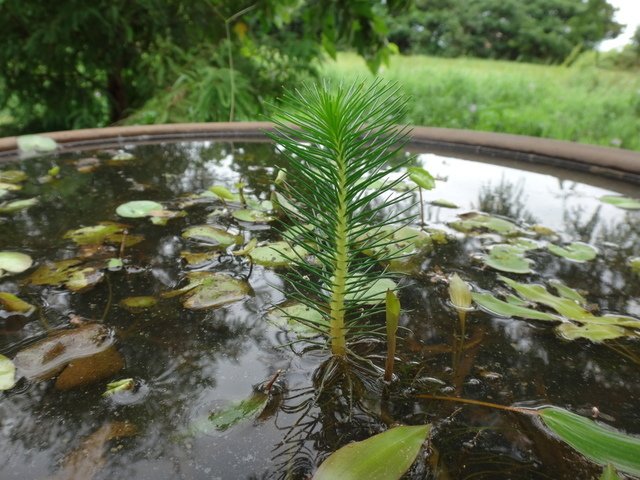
321, 53, 640, 151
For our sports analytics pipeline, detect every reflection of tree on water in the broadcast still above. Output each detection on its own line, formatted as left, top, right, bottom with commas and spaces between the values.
475, 177, 538, 225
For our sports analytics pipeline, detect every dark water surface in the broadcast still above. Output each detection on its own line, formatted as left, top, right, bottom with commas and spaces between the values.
0, 141, 639, 479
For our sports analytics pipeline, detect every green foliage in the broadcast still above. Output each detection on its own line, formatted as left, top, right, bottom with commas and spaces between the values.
388, 0, 622, 63
269, 81, 413, 356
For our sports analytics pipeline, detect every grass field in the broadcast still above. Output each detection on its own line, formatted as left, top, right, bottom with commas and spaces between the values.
321, 53, 640, 151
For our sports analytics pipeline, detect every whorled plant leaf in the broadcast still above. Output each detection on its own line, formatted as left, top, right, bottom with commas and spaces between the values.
0, 251, 33, 275
483, 244, 534, 274
547, 242, 598, 262
313, 425, 431, 480
116, 200, 164, 218
0, 354, 16, 390
161, 271, 249, 310
539, 406, 640, 476
0, 197, 38, 214
555, 322, 628, 342
472, 292, 559, 322
17, 134, 58, 154
181, 225, 241, 247
599, 195, 640, 210
450, 212, 519, 235
0, 292, 35, 314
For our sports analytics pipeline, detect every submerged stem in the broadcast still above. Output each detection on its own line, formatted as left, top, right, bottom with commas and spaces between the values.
415, 394, 537, 415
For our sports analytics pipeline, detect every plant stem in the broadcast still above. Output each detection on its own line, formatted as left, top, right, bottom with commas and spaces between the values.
415, 394, 537, 415
419, 187, 424, 226
329, 147, 348, 356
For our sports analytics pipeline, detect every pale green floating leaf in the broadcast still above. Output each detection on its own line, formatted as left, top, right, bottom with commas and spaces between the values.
110, 151, 135, 162
207, 391, 269, 432
407, 166, 436, 190
0, 170, 28, 183
0, 354, 16, 391
120, 296, 157, 311
162, 272, 249, 310
600, 464, 622, 480
27, 258, 104, 292
0, 197, 38, 213
17, 134, 58, 154
599, 195, 640, 210
483, 244, 533, 274
179, 250, 221, 266
182, 225, 241, 247
508, 238, 541, 251
539, 406, 640, 476
547, 242, 598, 262
629, 257, 640, 275
64, 222, 143, 247
266, 302, 327, 336
472, 292, 559, 322
0, 292, 35, 313
345, 278, 397, 305
0, 251, 33, 274
47, 166, 60, 177
233, 238, 258, 256
249, 241, 309, 267
530, 224, 556, 236
232, 209, 274, 223
430, 199, 459, 208
209, 185, 239, 202
106, 258, 124, 271
556, 322, 628, 342
313, 425, 431, 480
103, 378, 135, 396
116, 200, 164, 218
450, 212, 518, 235
548, 279, 588, 306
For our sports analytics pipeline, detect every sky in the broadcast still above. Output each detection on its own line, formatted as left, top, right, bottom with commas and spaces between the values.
599, 0, 640, 50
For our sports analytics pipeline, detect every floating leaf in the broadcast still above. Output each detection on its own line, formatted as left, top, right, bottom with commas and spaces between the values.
0, 170, 28, 183
629, 257, 640, 275
0, 292, 35, 313
162, 272, 249, 310
407, 166, 436, 190
556, 322, 628, 342
530, 224, 556, 236
234, 238, 258, 256
110, 151, 135, 162
232, 209, 274, 223
0, 354, 16, 390
182, 225, 241, 247
345, 278, 396, 305
599, 195, 640, 210
313, 425, 431, 480
450, 212, 518, 235
539, 406, 640, 476
0, 251, 33, 275
547, 242, 598, 262
64, 222, 143, 247
483, 244, 533, 274
27, 258, 105, 291
116, 200, 164, 218
249, 241, 309, 267
472, 292, 559, 322
13, 324, 115, 381
103, 378, 135, 397
17, 134, 57, 154
266, 302, 327, 336
120, 296, 157, 311
207, 390, 269, 432
360, 226, 433, 274
548, 279, 588, 306
180, 250, 221, 267
509, 238, 541, 251
0, 197, 38, 213
209, 185, 239, 202
430, 198, 459, 208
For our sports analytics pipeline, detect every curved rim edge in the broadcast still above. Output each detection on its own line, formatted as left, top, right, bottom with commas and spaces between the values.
1, 122, 639, 177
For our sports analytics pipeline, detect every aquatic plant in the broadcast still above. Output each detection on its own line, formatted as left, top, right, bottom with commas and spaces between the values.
268, 81, 413, 356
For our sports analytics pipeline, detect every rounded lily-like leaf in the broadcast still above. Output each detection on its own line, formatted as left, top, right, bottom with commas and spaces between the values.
599, 195, 640, 210
120, 296, 157, 312
249, 241, 309, 267
116, 200, 164, 218
556, 322, 627, 342
473, 292, 559, 321
451, 212, 519, 235
232, 209, 274, 223
0, 251, 33, 275
0, 354, 16, 391
407, 166, 436, 190
547, 242, 598, 262
17, 134, 58, 154
182, 274, 250, 310
266, 302, 327, 336
483, 244, 533, 274
182, 225, 240, 247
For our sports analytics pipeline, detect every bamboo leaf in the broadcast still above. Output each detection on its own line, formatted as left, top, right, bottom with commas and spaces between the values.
539, 407, 640, 476
313, 425, 430, 480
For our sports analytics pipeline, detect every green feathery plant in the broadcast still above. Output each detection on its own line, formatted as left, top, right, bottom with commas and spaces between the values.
268, 81, 414, 356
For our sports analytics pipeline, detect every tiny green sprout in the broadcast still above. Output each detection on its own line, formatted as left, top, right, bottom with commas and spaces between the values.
103, 378, 134, 396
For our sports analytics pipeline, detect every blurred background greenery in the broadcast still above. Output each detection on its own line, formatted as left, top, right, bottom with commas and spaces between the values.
1, 0, 638, 149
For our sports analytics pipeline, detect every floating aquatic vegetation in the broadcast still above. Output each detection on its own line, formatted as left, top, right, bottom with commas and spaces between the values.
547, 241, 598, 262
482, 244, 534, 274
232, 209, 274, 223
0, 292, 35, 314
119, 296, 157, 312
27, 258, 106, 291
103, 378, 135, 397
16, 134, 58, 154
472, 292, 559, 321
179, 250, 221, 267
0, 354, 16, 390
629, 257, 640, 275
0, 251, 33, 277
450, 212, 519, 235
108, 150, 136, 163
64, 222, 143, 247
407, 166, 436, 190
599, 195, 640, 210
430, 198, 459, 208
181, 225, 241, 247
0, 197, 38, 214
209, 185, 240, 202
0, 170, 28, 183
248, 241, 310, 268
266, 302, 326, 336
161, 271, 250, 310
